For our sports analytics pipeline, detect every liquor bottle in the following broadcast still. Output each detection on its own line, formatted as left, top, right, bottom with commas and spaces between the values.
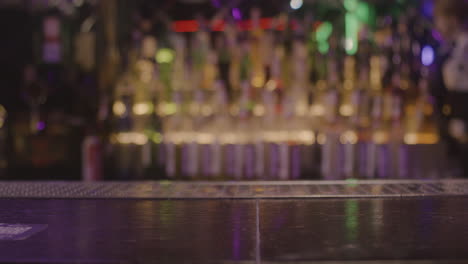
82, 125, 103, 182
249, 7, 266, 91
111, 30, 163, 180
340, 55, 359, 179
164, 90, 189, 179
277, 39, 300, 180
282, 37, 312, 180
365, 55, 386, 179
262, 45, 284, 180
320, 46, 342, 180
207, 81, 231, 180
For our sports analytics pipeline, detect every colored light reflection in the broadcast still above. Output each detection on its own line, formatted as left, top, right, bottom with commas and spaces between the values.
345, 200, 359, 243
232, 208, 242, 260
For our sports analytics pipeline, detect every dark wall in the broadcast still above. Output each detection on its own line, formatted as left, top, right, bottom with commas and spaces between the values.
0, 8, 33, 111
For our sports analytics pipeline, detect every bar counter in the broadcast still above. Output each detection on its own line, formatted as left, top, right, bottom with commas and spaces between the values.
0, 180, 467, 263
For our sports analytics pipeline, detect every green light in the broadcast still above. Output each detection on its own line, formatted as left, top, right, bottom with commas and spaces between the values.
164, 102, 177, 115
318, 42, 330, 54
345, 13, 359, 55
344, 0, 358, 11
315, 22, 333, 42
356, 1, 370, 23
160, 180, 172, 187
346, 178, 359, 187
156, 48, 175, 64
345, 200, 359, 242
152, 132, 163, 144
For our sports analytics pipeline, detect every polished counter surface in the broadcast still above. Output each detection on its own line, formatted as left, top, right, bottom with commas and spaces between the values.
0, 181, 467, 263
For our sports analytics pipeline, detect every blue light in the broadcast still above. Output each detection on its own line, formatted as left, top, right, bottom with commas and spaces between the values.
422, 0, 434, 18
421, 45, 434, 66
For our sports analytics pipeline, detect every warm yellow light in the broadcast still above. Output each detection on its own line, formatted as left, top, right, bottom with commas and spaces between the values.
316, 80, 327, 91
141, 72, 152, 83
277, 131, 289, 142
424, 104, 433, 116
263, 131, 288, 143
265, 80, 277, 91
201, 105, 213, 116
197, 133, 215, 144
114, 132, 148, 145
370, 56, 382, 91
310, 104, 325, 116
317, 133, 326, 145
297, 130, 315, 145
372, 131, 388, 144
230, 105, 240, 116
133, 102, 152, 115
137, 60, 154, 83
404, 133, 418, 145
220, 132, 237, 144
340, 130, 358, 144
254, 105, 265, 116
251, 75, 265, 88
166, 132, 190, 144
404, 132, 439, 145
296, 104, 308, 116
113, 101, 126, 116
344, 80, 354, 90
340, 104, 354, 117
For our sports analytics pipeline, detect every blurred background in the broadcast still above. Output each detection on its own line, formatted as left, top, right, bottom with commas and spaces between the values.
0, 0, 458, 181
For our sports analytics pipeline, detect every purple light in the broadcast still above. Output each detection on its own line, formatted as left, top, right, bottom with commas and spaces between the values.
232, 8, 242, 20
432, 30, 442, 42
37, 121, 46, 131
212, 0, 221, 8
232, 209, 241, 260
421, 45, 435, 66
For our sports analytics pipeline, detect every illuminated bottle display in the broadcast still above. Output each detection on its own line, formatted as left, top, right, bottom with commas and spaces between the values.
101, 5, 441, 181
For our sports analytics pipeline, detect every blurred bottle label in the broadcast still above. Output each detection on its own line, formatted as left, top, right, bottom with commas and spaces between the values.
75, 32, 96, 71
82, 136, 102, 181
42, 16, 61, 63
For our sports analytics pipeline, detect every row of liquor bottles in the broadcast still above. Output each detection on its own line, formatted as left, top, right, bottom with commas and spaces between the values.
100, 13, 441, 181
